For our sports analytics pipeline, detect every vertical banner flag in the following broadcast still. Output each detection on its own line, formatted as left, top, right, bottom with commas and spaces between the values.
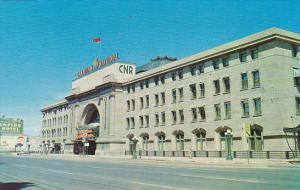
243, 123, 251, 137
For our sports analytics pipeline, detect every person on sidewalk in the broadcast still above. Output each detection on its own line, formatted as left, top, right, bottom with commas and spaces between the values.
189, 149, 193, 159
138, 148, 142, 159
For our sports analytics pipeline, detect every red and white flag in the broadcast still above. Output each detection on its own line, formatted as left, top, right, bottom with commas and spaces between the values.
92, 37, 101, 43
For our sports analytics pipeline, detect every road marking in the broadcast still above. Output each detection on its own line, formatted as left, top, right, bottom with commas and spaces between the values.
179, 173, 266, 184
46, 169, 73, 175
131, 181, 190, 190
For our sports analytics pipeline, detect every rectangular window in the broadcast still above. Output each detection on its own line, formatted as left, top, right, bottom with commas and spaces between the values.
172, 72, 176, 81
198, 64, 204, 74
253, 98, 262, 116
160, 75, 165, 84
139, 116, 144, 128
213, 59, 219, 70
178, 69, 183, 79
154, 77, 159, 86
131, 117, 135, 128
213, 80, 220, 95
214, 104, 221, 120
191, 108, 197, 122
190, 66, 196, 76
199, 83, 205, 97
292, 45, 298, 57
251, 48, 258, 59
296, 97, 300, 115
155, 114, 159, 127
179, 109, 184, 123
240, 51, 247, 62
224, 102, 231, 119
241, 73, 248, 90
126, 118, 130, 129
127, 85, 130, 93
223, 77, 230, 93
189, 84, 197, 99
131, 84, 135, 92
154, 94, 159, 106
131, 99, 135, 111
222, 56, 229, 67
145, 115, 149, 127
140, 82, 144, 90
172, 89, 177, 103
252, 70, 260, 88
140, 97, 144, 109
199, 106, 206, 121
241, 100, 250, 117
146, 95, 149, 108
161, 112, 166, 125
126, 100, 130, 111
172, 111, 177, 124
161, 92, 166, 105
145, 79, 149, 88
178, 87, 184, 101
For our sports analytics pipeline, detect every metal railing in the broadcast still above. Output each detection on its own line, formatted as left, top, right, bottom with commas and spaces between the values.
125, 150, 300, 159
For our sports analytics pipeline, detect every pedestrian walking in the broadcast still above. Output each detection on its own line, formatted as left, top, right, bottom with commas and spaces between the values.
189, 149, 193, 159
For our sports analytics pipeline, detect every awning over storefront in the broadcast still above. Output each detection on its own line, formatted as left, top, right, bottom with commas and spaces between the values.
283, 126, 300, 133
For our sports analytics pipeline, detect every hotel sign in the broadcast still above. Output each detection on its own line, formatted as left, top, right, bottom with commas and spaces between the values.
77, 53, 119, 78
0, 125, 23, 134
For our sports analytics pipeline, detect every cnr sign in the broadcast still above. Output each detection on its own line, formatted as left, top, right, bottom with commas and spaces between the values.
119, 65, 134, 74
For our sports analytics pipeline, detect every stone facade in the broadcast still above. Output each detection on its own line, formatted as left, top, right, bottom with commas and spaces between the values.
41, 28, 300, 154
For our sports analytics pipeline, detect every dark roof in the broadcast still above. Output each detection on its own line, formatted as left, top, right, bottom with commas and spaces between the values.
136, 56, 177, 74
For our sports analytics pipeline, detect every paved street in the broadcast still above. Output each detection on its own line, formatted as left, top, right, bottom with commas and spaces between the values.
0, 155, 300, 190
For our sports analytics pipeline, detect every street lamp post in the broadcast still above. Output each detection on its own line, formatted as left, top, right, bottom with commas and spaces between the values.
225, 129, 233, 160
131, 136, 138, 159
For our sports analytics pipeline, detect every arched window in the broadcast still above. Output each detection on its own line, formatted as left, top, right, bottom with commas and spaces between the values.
192, 128, 206, 150
176, 134, 184, 150
140, 133, 149, 151
249, 124, 263, 150
155, 131, 166, 151
216, 126, 232, 151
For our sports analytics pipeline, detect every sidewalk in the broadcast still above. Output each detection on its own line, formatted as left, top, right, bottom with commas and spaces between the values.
9, 153, 299, 168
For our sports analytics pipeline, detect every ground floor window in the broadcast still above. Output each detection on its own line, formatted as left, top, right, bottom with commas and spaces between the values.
219, 131, 227, 151
249, 127, 263, 150
143, 136, 149, 151
196, 132, 206, 150
176, 134, 184, 150
158, 135, 165, 151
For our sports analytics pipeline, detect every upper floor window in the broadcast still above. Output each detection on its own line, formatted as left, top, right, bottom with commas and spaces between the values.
160, 75, 165, 84
139, 116, 144, 128
199, 83, 205, 98
127, 85, 130, 93
223, 77, 230, 93
171, 111, 177, 124
146, 95, 150, 108
131, 117, 135, 129
222, 56, 229, 67
241, 99, 250, 117
296, 97, 300, 115
241, 73, 248, 90
198, 64, 204, 74
154, 77, 159, 86
131, 84, 135, 92
189, 84, 197, 99
131, 99, 135, 111
224, 102, 231, 119
252, 70, 260, 88
145, 115, 149, 128
199, 106, 206, 121
253, 98, 262, 116
126, 100, 130, 111
140, 97, 144, 109
190, 66, 196, 76
172, 72, 176, 81
154, 94, 159, 107
161, 112, 166, 125
212, 59, 219, 70
251, 48, 258, 59
172, 89, 177, 103
191, 108, 197, 122
161, 92, 166, 105
213, 80, 220, 95
178, 87, 184, 101
179, 109, 184, 123
155, 114, 159, 127
140, 82, 144, 90
145, 79, 149, 88
239, 51, 247, 62
214, 104, 221, 120
178, 69, 183, 79
292, 45, 298, 57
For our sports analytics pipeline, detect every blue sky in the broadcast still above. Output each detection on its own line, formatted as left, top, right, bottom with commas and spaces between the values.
0, 0, 300, 135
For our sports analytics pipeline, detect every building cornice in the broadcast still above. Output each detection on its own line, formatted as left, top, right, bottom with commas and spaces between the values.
123, 27, 300, 85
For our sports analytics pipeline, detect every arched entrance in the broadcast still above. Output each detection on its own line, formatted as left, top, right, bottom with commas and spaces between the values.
74, 103, 100, 155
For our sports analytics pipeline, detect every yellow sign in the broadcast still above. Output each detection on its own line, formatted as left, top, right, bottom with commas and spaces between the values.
243, 123, 251, 137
